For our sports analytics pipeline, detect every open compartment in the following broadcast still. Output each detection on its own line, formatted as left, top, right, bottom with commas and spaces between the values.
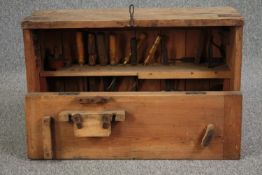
29, 26, 238, 92
37, 27, 233, 69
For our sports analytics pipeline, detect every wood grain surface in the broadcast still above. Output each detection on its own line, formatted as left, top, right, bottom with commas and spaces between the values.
40, 64, 232, 79
21, 7, 243, 29
25, 91, 242, 159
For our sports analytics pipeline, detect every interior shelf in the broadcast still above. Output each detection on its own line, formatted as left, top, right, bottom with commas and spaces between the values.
40, 63, 232, 79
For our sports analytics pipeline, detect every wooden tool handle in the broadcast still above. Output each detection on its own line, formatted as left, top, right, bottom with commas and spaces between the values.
109, 34, 117, 65
76, 32, 85, 65
87, 33, 97, 66
137, 33, 147, 48
201, 124, 215, 147
96, 33, 108, 65
144, 35, 161, 65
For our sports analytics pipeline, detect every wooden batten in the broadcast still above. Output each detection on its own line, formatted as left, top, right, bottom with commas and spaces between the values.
23, 30, 41, 92
42, 116, 54, 159
40, 64, 232, 79
231, 27, 243, 90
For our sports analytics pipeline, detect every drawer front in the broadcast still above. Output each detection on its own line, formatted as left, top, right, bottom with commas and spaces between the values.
25, 92, 242, 160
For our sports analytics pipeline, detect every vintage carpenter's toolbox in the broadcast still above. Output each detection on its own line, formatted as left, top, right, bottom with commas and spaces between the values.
22, 6, 243, 159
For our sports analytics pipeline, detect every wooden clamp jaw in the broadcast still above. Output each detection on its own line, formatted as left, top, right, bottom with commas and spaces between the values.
58, 110, 125, 137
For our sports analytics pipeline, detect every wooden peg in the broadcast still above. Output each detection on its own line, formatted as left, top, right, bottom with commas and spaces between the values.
201, 124, 215, 147
102, 114, 112, 129
72, 114, 83, 129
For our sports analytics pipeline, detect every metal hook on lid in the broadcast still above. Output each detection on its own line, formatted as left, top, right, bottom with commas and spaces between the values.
129, 4, 135, 27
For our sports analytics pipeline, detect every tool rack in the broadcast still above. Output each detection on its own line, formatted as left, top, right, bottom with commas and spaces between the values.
22, 6, 243, 159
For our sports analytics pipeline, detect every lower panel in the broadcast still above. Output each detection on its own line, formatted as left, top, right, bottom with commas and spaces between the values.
25, 91, 242, 159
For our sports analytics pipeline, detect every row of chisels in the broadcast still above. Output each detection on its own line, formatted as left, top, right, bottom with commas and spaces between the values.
45, 29, 226, 70
75, 31, 164, 66
45, 31, 168, 70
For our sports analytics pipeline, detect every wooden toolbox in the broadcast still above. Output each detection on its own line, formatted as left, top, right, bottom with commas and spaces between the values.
22, 6, 243, 160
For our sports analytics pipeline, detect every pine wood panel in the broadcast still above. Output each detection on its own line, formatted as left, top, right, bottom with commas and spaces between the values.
23, 30, 41, 92
223, 95, 242, 159
22, 7, 243, 29
230, 27, 243, 90
25, 91, 241, 159
186, 30, 201, 58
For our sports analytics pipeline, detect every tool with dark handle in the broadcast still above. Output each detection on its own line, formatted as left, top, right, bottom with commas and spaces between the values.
87, 33, 97, 66
161, 35, 169, 65
96, 33, 108, 65
130, 37, 137, 65
123, 33, 147, 64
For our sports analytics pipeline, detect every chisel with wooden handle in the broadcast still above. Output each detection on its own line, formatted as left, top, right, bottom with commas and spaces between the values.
144, 35, 161, 65
109, 34, 117, 65
76, 31, 85, 65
